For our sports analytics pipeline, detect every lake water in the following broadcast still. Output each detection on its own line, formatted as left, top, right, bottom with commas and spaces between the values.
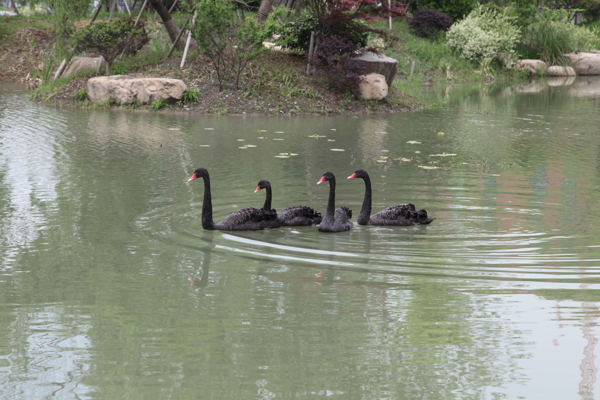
1, 77, 600, 399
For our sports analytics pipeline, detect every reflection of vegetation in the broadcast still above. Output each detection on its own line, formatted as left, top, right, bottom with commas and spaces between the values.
535, 289, 600, 302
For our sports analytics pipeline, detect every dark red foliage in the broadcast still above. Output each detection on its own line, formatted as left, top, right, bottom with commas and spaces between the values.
408, 8, 452, 38
314, 36, 365, 93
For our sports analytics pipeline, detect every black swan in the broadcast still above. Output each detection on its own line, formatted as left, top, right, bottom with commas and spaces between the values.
347, 169, 435, 226
187, 168, 281, 231
316, 171, 353, 232
255, 180, 323, 226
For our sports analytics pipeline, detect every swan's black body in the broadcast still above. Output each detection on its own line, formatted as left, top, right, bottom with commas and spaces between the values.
188, 168, 281, 231
347, 169, 435, 226
255, 180, 322, 226
316, 171, 353, 232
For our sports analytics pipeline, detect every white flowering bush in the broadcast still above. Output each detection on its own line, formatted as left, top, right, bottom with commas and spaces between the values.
446, 6, 521, 68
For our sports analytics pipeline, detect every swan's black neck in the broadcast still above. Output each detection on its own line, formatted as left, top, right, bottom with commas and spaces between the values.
323, 176, 337, 224
358, 175, 372, 225
262, 185, 272, 210
201, 174, 216, 230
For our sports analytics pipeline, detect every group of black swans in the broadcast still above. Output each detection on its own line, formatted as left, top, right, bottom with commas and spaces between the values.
187, 167, 435, 232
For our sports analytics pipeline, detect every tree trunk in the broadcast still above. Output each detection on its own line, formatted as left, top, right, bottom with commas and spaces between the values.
257, 0, 274, 24
149, 0, 182, 47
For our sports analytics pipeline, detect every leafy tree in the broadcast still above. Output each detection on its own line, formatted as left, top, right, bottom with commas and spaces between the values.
314, 36, 364, 93
70, 18, 150, 75
191, 0, 266, 90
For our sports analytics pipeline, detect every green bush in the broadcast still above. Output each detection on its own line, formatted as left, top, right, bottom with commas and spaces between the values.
276, 12, 368, 54
522, 16, 600, 64
192, 0, 266, 90
70, 19, 149, 75
417, 0, 477, 21
446, 6, 520, 67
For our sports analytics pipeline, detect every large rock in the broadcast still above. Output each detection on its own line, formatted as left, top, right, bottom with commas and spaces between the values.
564, 52, 600, 75
63, 56, 103, 77
514, 59, 547, 75
546, 65, 576, 76
353, 51, 398, 86
87, 76, 187, 105
358, 73, 388, 101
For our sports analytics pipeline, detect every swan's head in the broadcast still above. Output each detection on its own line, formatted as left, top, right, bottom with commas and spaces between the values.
188, 168, 208, 182
348, 169, 368, 180
317, 171, 335, 185
255, 180, 271, 193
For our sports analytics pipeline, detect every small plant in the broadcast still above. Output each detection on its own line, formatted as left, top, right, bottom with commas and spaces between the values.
181, 88, 202, 102
74, 88, 87, 101
409, 8, 452, 39
149, 98, 167, 110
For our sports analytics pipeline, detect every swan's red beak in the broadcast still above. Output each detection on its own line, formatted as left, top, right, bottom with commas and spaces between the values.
254, 185, 262, 193
347, 173, 357, 179
317, 176, 326, 185
188, 173, 197, 182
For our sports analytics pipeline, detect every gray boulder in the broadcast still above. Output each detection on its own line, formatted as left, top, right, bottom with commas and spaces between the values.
564, 52, 600, 75
546, 66, 576, 76
87, 76, 187, 105
514, 60, 547, 75
63, 57, 103, 77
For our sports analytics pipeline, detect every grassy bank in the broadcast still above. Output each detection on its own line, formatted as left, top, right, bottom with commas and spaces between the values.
0, 12, 533, 115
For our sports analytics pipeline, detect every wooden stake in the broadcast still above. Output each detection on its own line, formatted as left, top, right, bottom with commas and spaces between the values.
306, 31, 315, 75
53, 59, 67, 81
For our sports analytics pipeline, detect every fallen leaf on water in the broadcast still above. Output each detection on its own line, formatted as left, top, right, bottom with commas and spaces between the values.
407, 140, 421, 144
257, 136, 267, 139
239, 147, 248, 149
273, 138, 284, 141
418, 165, 439, 169
429, 153, 457, 157
199, 145, 210, 147
309, 134, 326, 138
258, 129, 267, 132
376, 159, 387, 163
380, 156, 388, 159
437, 132, 445, 136
328, 139, 335, 142
278, 152, 298, 156
275, 155, 290, 158
168, 128, 180, 131
204, 128, 215, 130
375, 131, 387, 134
330, 149, 345, 152
381, 150, 389, 153
275, 131, 284, 134
331, 128, 337, 131
415, 151, 421, 154
394, 157, 411, 162
237, 139, 245, 142
246, 145, 257, 148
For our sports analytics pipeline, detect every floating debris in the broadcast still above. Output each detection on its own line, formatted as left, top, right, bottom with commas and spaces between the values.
257, 136, 267, 139
309, 134, 327, 138
437, 132, 445, 136
199, 145, 210, 147
275, 155, 290, 158
239, 147, 248, 149
376, 159, 387, 163
430, 153, 457, 157
275, 131, 285, 134
418, 165, 440, 169
278, 152, 298, 156
330, 149, 345, 152
328, 139, 336, 142
381, 150, 390, 153
167, 128, 180, 131
394, 157, 412, 162
407, 140, 421, 144
273, 138, 284, 141
204, 128, 215, 130
331, 128, 337, 131
415, 151, 421, 154
258, 129, 267, 132
237, 139, 245, 142
246, 145, 257, 148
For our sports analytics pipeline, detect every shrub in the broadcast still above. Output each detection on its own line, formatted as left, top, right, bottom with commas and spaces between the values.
416, 0, 477, 21
446, 6, 520, 67
409, 8, 452, 38
314, 36, 364, 93
192, 0, 266, 91
522, 15, 600, 64
70, 19, 149, 75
